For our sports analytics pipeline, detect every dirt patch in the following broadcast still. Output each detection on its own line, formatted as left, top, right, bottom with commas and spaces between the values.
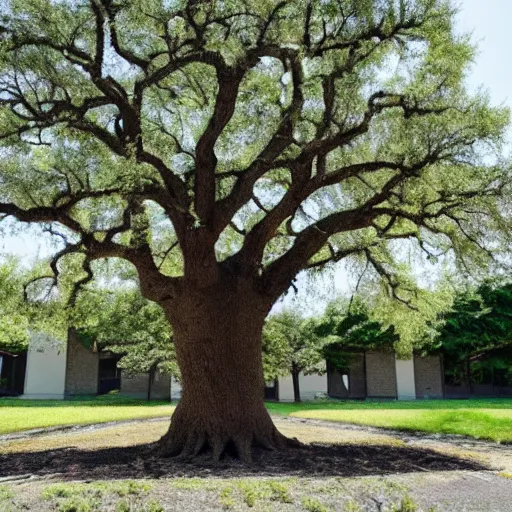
1, 418, 406, 456
1, 417, 511, 511
281, 416, 512, 473
2, 413, 507, 449
0, 440, 486, 482
0, 417, 487, 482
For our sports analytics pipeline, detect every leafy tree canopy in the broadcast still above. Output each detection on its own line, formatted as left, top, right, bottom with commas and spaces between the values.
262, 310, 326, 381
0, 254, 178, 381
72, 282, 179, 377
0, 259, 30, 352
315, 299, 399, 370
435, 282, 512, 363
0, 0, 510, 316
0, 257, 66, 352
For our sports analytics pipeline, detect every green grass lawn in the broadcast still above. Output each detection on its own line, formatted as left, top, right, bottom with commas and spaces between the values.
0, 395, 175, 434
3, 396, 512, 443
267, 399, 512, 443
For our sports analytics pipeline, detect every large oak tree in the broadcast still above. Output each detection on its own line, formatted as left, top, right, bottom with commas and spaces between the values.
1, 0, 511, 460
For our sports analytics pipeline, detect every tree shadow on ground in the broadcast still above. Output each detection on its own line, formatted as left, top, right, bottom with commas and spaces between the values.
0, 442, 487, 481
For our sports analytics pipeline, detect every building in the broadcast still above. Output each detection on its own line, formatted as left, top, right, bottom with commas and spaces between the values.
2, 333, 443, 402
0, 350, 27, 396
266, 350, 444, 402
2, 331, 181, 400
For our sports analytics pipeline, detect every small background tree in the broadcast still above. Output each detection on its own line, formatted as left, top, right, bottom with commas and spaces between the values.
0, 259, 30, 354
262, 310, 326, 402
316, 299, 399, 373
0, 257, 66, 353
71, 272, 180, 401
434, 282, 512, 389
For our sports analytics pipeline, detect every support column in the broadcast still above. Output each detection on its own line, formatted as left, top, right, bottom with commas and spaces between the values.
23, 332, 67, 400
395, 357, 416, 400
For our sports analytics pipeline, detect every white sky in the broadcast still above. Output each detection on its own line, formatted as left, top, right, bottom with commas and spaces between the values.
1, 1, 511, 309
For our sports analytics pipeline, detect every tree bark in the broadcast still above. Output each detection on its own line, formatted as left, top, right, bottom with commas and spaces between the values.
147, 364, 156, 402
291, 365, 301, 403
157, 283, 298, 462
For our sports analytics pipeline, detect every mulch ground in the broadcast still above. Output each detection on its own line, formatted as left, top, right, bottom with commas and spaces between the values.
0, 442, 486, 482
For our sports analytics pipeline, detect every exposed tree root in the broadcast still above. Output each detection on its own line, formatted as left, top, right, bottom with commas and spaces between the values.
156, 408, 301, 463
157, 429, 301, 463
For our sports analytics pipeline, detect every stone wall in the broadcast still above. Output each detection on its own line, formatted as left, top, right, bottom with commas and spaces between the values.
365, 351, 397, 398
65, 330, 99, 396
349, 353, 367, 398
414, 355, 444, 398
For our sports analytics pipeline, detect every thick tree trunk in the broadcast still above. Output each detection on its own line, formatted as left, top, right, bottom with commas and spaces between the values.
291, 366, 301, 403
157, 284, 298, 462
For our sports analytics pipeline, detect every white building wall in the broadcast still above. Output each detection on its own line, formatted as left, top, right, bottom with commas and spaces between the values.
277, 375, 294, 401
278, 373, 328, 402
395, 358, 416, 400
170, 377, 182, 400
23, 333, 67, 399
